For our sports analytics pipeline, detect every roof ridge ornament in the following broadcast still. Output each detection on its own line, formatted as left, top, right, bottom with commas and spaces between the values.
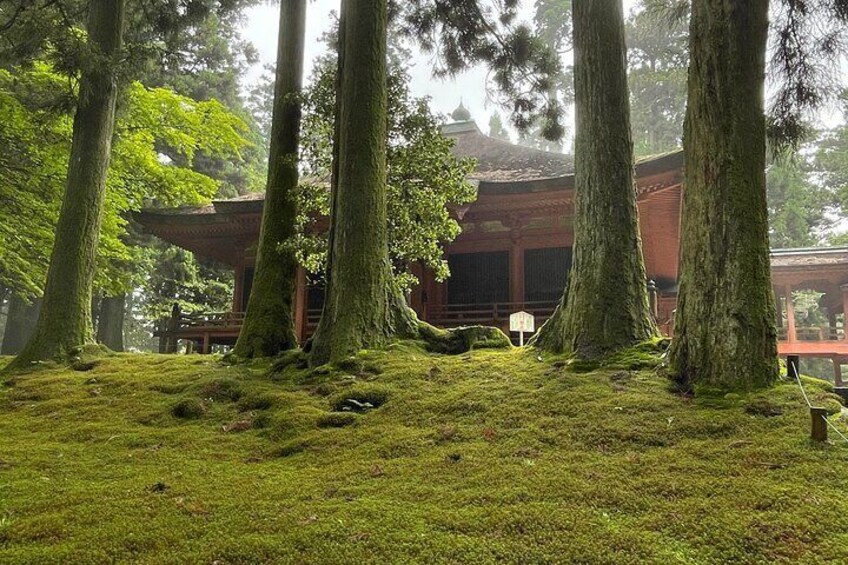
451, 99, 472, 122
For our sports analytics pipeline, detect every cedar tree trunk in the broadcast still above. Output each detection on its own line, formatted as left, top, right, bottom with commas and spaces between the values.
309, 0, 418, 365
96, 293, 125, 352
534, 0, 655, 358
669, 0, 778, 390
1, 295, 42, 356
233, 0, 306, 358
7, 0, 125, 370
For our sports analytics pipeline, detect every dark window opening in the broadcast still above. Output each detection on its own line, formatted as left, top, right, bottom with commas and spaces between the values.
524, 247, 571, 303
307, 274, 325, 312
447, 251, 510, 306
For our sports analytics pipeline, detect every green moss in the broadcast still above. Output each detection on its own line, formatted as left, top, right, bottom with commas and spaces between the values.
237, 392, 280, 412
744, 396, 784, 417
418, 323, 512, 354
199, 378, 244, 402
0, 351, 847, 563
171, 398, 206, 419
553, 339, 666, 373
316, 412, 358, 428
330, 384, 390, 412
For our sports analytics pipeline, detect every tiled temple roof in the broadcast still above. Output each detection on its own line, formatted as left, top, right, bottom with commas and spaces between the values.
137, 120, 680, 219
443, 121, 574, 181
770, 247, 848, 269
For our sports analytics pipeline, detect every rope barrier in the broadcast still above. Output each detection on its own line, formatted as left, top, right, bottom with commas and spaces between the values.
823, 416, 848, 444
789, 358, 813, 409
787, 356, 848, 446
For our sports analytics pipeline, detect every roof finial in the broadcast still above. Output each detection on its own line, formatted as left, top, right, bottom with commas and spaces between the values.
451, 98, 471, 122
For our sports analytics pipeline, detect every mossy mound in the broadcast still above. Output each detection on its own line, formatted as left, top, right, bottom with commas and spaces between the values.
552, 338, 668, 373
418, 323, 512, 354
330, 384, 390, 412
0, 350, 847, 563
171, 398, 206, 419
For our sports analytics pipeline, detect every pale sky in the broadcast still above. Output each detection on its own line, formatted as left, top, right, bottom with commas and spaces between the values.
240, 0, 515, 129
239, 1, 638, 143
238, 1, 844, 140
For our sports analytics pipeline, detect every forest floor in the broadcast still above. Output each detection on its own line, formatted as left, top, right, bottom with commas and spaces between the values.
1, 344, 848, 564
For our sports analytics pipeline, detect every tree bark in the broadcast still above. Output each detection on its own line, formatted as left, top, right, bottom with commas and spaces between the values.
96, 293, 125, 352
7, 0, 125, 370
309, 0, 418, 365
669, 0, 778, 390
233, 0, 306, 358
534, 0, 655, 358
1, 295, 42, 356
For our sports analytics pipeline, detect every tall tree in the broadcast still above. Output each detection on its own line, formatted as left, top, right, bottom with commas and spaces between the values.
534, 0, 655, 358
669, 1, 778, 390
767, 149, 834, 248
309, 0, 419, 365
1, 296, 41, 356
626, 4, 688, 155
233, 0, 306, 358
95, 293, 125, 352
6, 0, 126, 369
488, 113, 511, 141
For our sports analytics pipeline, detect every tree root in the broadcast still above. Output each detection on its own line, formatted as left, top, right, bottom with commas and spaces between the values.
416, 322, 511, 355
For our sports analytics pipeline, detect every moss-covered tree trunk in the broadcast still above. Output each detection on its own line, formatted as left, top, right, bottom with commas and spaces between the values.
6, 0, 125, 370
669, 0, 777, 390
534, 0, 655, 358
233, 0, 306, 358
96, 293, 125, 352
309, 0, 418, 365
1, 295, 42, 356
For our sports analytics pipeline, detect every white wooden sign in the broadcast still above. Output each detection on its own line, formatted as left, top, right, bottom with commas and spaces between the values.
509, 311, 535, 346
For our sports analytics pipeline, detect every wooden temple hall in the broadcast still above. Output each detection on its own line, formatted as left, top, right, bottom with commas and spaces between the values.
137, 118, 848, 383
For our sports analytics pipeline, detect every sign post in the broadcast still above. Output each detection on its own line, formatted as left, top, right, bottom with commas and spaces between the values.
509, 311, 535, 346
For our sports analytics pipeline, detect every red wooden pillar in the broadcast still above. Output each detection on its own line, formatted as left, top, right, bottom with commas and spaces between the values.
294, 267, 307, 343
841, 284, 848, 341
785, 285, 797, 343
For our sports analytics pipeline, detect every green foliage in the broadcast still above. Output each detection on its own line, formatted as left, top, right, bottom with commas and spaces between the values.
137, 245, 234, 323
816, 100, 848, 226
0, 62, 250, 302
398, 0, 565, 138
767, 148, 836, 248
487, 113, 511, 141
626, 4, 688, 155
273, 54, 477, 289
0, 350, 847, 562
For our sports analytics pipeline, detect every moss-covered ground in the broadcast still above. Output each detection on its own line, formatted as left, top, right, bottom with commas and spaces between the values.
1, 346, 847, 563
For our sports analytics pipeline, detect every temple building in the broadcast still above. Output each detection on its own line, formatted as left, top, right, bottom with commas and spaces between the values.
137, 117, 848, 384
